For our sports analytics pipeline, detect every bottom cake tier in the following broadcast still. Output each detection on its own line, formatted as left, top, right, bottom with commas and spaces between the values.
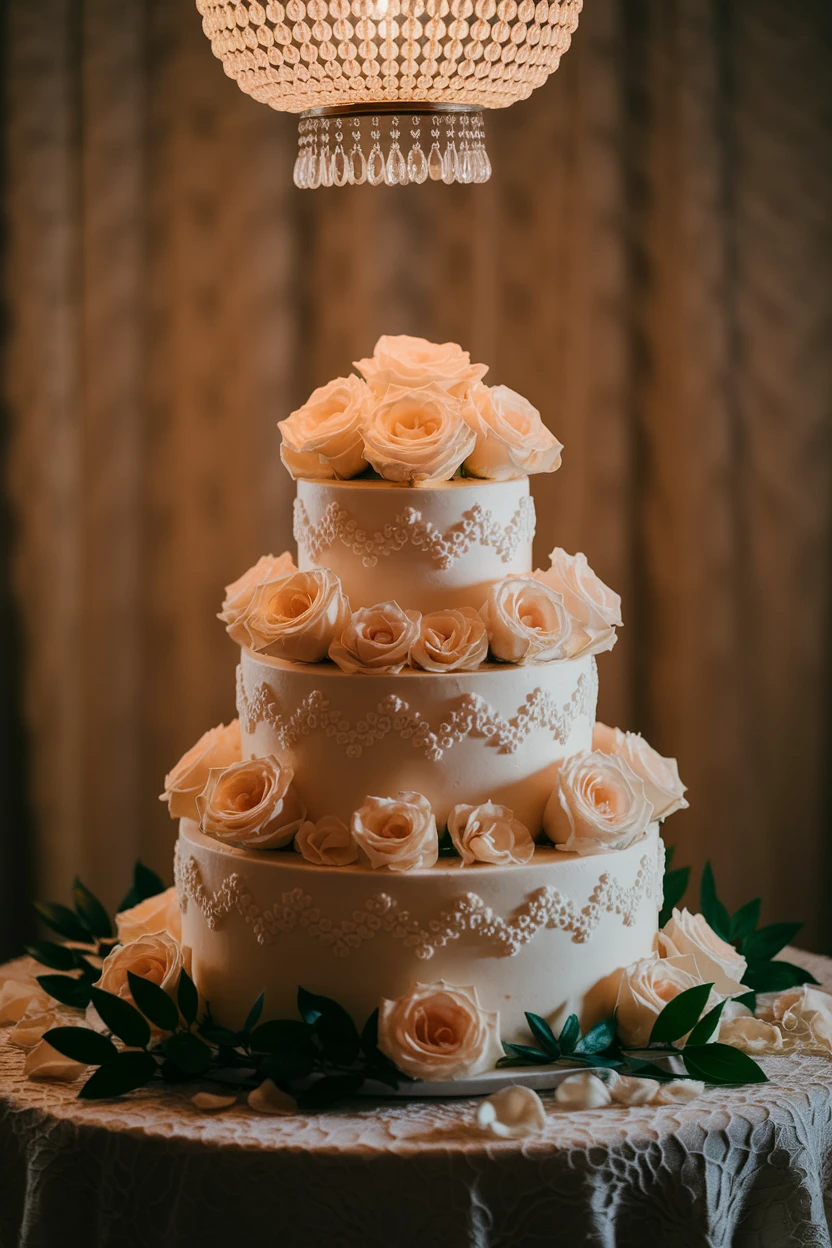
176, 820, 663, 1044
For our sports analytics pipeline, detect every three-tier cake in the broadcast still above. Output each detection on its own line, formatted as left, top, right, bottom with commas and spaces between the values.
163, 337, 687, 1076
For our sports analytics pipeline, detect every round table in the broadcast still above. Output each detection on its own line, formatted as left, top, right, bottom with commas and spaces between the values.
2, 951, 832, 1248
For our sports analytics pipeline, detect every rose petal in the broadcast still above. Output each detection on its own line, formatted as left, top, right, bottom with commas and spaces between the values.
554, 1072, 612, 1110
191, 1091, 237, 1111
477, 1085, 546, 1138
247, 1079, 297, 1115
608, 1074, 661, 1106
654, 1079, 704, 1106
0, 979, 49, 1025
24, 1040, 86, 1082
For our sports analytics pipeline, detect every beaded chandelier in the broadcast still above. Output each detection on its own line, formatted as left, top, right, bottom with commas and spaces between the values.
196, 0, 583, 188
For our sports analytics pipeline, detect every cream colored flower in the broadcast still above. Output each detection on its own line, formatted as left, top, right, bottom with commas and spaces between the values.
659, 908, 747, 995
159, 721, 241, 822
351, 792, 438, 871
616, 953, 715, 1048
555, 1071, 612, 1109
464, 383, 563, 481
197, 756, 306, 850
24, 1040, 86, 1083
0, 976, 50, 1025
219, 552, 297, 645
477, 1085, 546, 1138
593, 723, 688, 821
239, 568, 351, 662
95, 931, 185, 1026
410, 608, 488, 673
447, 802, 534, 867
247, 1079, 297, 1114
764, 986, 832, 1055
377, 981, 502, 1080
361, 385, 476, 485
480, 576, 576, 664
116, 887, 181, 945
534, 548, 621, 657
295, 816, 358, 867
329, 601, 421, 674
278, 374, 370, 481
355, 335, 487, 398
719, 1015, 784, 1055
543, 751, 654, 855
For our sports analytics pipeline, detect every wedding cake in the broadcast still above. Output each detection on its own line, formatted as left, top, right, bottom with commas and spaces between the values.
163, 337, 688, 1074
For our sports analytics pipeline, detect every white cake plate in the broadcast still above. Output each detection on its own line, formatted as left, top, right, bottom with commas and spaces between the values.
360, 1062, 607, 1099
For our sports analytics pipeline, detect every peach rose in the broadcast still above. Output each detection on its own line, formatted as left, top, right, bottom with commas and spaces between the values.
534, 548, 621, 657
197, 756, 306, 849
159, 721, 241, 822
463, 383, 563, 481
240, 568, 351, 662
362, 385, 476, 485
377, 981, 502, 1080
410, 608, 488, 673
278, 375, 370, 481
616, 953, 716, 1048
480, 576, 576, 664
593, 723, 688, 821
219, 552, 297, 646
354, 335, 487, 398
295, 815, 358, 867
543, 751, 654, 855
447, 802, 534, 866
659, 908, 747, 995
95, 931, 185, 1027
351, 791, 438, 871
329, 601, 421, 674
116, 887, 182, 945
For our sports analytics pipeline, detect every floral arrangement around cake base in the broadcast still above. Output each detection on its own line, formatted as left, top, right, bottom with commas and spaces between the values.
2, 852, 824, 1132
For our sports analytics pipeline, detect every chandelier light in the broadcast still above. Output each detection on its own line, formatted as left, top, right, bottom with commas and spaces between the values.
196, 0, 583, 188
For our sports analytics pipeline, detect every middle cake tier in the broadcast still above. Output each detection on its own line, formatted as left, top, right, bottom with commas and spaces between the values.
238, 649, 598, 832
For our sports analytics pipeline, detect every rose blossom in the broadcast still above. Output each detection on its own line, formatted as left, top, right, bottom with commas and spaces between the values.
361, 385, 476, 485
329, 601, 421, 674
377, 981, 502, 1080
543, 750, 654, 855
410, 608, 488, 673
761, 986, 832, 1055
197, 756, 306, 850
95, 931, 185, 1026
480, 576, 576, 665
159, 721, 241, 822
659, 908, 747, 995
463, 383, 563, 481
354, 335, 487, 398
218, 552, 297, 645
295, 815, 358, 867
116, 887, 182, 945
351, 792, 438, 871
534, 548, 621, 657
447, 802, 534, 867
593, 723, 688, 821
239, 568, 351, 662
278, 374, 370, 481
615, 952, 718, 1048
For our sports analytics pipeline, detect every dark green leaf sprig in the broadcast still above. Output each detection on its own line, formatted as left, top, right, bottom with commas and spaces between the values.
498, 984, 768, 1087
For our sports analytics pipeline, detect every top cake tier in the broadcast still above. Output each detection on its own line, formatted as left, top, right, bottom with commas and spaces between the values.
293, 477, 534, 613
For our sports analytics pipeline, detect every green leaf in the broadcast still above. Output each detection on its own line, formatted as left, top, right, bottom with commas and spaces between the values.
502, 1042, 551, 1064
297, 987, 360, 1065
259, 1050, 316, 1083
524, 1012, 559, 1058
72, 878, 113, 939
664, 844, 675, 870
659, 867, 691, 927
735, 990, 757, 1012
89, 986, 151, 1048
700, 863, 731, 941
649, 982, 715, 1045
33, 901, 91, 945
160, 1032, 213, 1076
742, 923, 803, 963
558, 1014, 580, 1056
572, 1053, 624, 1069
683, 1042, 768, 1085
730, 897, 761, 944
25, 941, 79, 972
126, 973, 179, 1033
43, 1027, 119, 1066
79, 1050, 158, 1100
198, 1024, 241, 1048
37, 974, 92, 1011
177, 969, 199, 1027
243, 992, 265, 1035
249, 1019, 314, 1054
574, 1017, 617, 1056
360, 1008, 381, 1059
118, 862, 167, 914
297, 1074, 364, 1110
686, 998, 728, 1047
741, 960, 819, 993
436, 829, 460, 858
624, 1057, 680, 1082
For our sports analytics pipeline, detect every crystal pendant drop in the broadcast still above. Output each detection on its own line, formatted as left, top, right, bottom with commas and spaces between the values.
428, 143, 444, 181
349, 148, 367, 185
307, 148, 322, 189
479, 148, 493, 183
441, 142, 458, 185
458, 147, 474, 184
319, 149, 333, 187
367, 145, 385, 186
407, 144, 428, 185
293, 151, 306, 189
332, 147, 349, 187
385, 143, 407, 186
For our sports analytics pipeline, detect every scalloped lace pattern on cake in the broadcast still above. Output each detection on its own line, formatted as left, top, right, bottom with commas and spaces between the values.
293, 496, 535, 570
237, 661, 597, 762
175, 836, 661, 959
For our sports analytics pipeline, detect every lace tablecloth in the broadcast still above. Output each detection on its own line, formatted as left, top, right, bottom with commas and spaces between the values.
2, 952, 832, 1248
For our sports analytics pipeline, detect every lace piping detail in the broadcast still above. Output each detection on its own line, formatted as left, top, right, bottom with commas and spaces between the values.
293, 496, 535, 570
236, 661, 597, 761
175, 838, 662, 959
